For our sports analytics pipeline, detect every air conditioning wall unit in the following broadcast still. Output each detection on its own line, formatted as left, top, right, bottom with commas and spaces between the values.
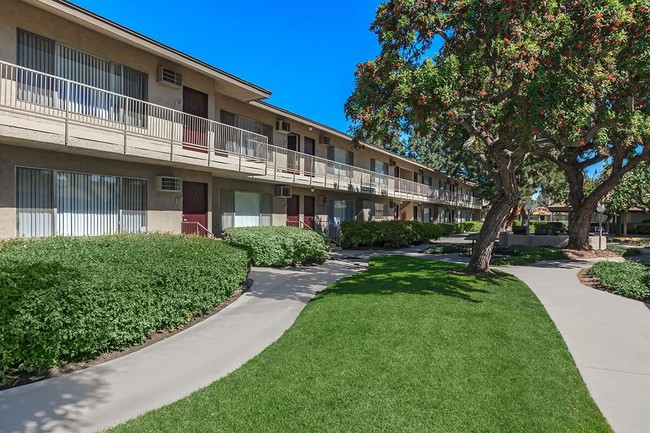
157, 66, 183, 88
276, 120, 291, 134
155, 176, 182, 192
319, 135, 331, 145
274, 185, 292, 198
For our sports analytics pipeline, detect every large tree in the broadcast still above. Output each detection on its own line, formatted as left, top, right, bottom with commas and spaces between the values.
533, 1, 649, 249
346, 0, 573, 274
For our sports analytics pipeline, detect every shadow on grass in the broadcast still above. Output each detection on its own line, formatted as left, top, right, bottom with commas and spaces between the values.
315, 255, 498, 304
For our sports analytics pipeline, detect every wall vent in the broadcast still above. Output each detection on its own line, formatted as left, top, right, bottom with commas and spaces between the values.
155, 176, 182, 192
319, 135, 331, 145
157, 66, 183, 88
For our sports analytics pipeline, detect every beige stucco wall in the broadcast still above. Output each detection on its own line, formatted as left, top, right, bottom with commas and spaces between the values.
0, 143, 213, 238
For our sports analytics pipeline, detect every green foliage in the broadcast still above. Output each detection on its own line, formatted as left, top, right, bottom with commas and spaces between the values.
606, 163, 650, 213
114, 257, 611, 433
588, 261, 650, 302
340, 220, 443, 249
605, 244, 643, 257
534, 222, 568, 235
0, 235, 250, 380
425, 243, 468, 254
224, 226, 329, 266
492, 246, 568, 266
626, 224, 650, 235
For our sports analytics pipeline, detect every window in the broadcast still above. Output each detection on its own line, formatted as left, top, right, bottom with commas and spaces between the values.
220, 110, 273, 145
16, 167, 147, 237
220, 190, 273, 229
17, 29, 148, 126
422, 175, 433, 186
328, 199, 354, 225
327, 146, 354, 177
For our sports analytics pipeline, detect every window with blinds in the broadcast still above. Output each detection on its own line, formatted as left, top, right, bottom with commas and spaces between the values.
220, 110, 273, 145
16, 29, 148, 126
16, 167, 147, 237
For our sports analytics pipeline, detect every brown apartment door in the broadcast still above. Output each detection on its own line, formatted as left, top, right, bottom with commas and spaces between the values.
304, 137, 316, 176
304, 195, 315, 229
287, 134, 300, 173
287, 194, 300, 226
182, 181, 208, 234
183, 87, 209, 151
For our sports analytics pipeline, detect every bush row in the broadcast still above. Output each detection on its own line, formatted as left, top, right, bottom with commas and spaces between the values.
340, 220, 445, 248
588, 261, 650, 302
0, 234, 250, 381
438, 221, 484, 236
224, 226, 329, 266
626, 224, 650, 235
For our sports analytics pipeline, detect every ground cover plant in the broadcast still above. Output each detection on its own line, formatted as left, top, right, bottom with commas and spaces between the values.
492, 246, 568, 266
425, 244, 568, 266
588, 261, 650, 302
339, 220, 444, 249
113, 256, 610, 433
605, 244, 643, 257
224, 226, 329, 266
0, 234, 249, 382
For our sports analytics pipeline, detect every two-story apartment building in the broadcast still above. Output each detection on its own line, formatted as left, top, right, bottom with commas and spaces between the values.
0, 0, 484, 240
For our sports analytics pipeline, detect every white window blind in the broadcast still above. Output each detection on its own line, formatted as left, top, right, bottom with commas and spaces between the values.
17, 29, 148, 125
16, 167, 54, 237
234, 191, 260, 227
16, 167, 147, 237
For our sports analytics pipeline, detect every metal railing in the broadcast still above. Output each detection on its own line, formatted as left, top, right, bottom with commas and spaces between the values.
181, 221, 215, 237
0, 61, 482, 209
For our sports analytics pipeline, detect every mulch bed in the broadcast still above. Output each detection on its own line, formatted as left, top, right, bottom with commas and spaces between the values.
564, 249, 619, 260
1, 287, 247, 390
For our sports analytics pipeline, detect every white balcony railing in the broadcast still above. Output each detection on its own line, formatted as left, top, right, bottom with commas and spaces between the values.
0, 61, 482, 209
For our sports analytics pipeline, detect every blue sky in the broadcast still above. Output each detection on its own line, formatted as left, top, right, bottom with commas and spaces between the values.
71, 0, 383, 133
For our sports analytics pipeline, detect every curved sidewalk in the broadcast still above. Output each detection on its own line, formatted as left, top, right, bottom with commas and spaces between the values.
0, 259, 366, 433
502, 260, 650, 433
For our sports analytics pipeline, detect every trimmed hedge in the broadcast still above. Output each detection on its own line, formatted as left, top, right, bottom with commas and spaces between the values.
0, 234, 250, 381
224, 226, 329, 266
534, 222, 568, 235
588, 261, 650, 302
627, 224, 650, 235
439, 221, 484, 236
340, 220, 443, 248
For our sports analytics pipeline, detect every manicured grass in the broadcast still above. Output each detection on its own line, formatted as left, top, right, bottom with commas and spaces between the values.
492, 245, 568, 265
113, 256, 610, 433
588, 260, 650, 302
0, 234, 249, 382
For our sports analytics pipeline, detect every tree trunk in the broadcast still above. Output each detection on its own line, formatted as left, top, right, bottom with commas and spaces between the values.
501, 203, 522, 231
468, 192, 518, 274
567, 204, 595, 249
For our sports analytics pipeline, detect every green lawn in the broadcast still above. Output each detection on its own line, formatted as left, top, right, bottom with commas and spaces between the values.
113, 256, 610, 433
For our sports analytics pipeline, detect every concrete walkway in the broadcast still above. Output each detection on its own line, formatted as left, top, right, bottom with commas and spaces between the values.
501, 260, 650, 433
0, 259, 366, 433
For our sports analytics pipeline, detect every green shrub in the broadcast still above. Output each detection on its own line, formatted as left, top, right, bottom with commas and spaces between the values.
224, 226, 329, 266
0, 234, 250, 381
642, 219, 650, 224
425, 243, 468, 254
534, 222, 568, 235
492, 245, 568, 265
340, 220, 443, 249
463, 221, 484, 232
588, 261, 650, 302
627, 224, 650, 235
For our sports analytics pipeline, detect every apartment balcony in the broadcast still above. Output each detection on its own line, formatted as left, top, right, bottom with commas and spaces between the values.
0, 61, 483, 210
